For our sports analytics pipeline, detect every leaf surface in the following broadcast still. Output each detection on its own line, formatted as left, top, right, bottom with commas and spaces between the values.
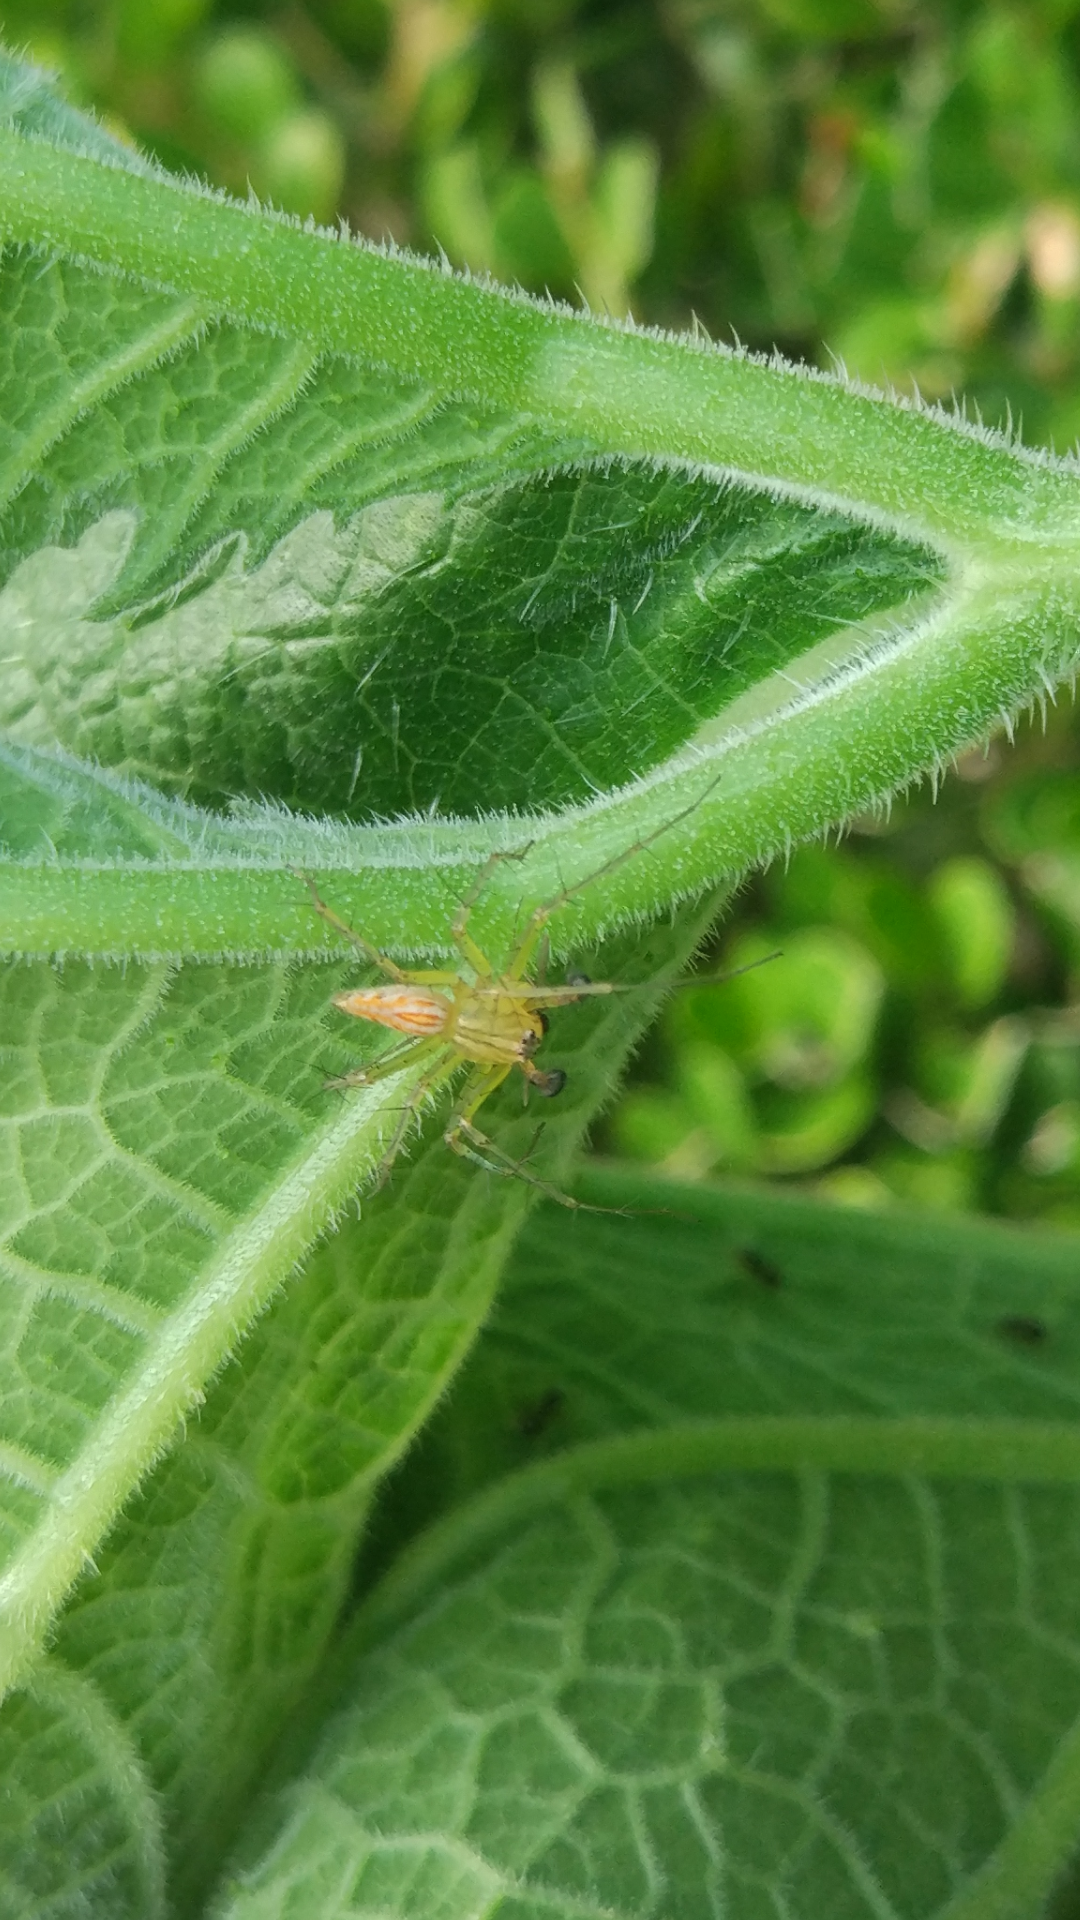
4, 52, 1080, 1918
33, 912, 713, 1914
0, 1662, 165, 1918
215, 1173, 1080, 1920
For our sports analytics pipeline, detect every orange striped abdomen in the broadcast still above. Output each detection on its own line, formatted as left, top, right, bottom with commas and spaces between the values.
332, 985, 450, 1037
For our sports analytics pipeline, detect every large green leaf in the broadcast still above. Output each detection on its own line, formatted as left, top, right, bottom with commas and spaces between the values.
0, 1661, 165, 1917
29, 910, 715, 1917
362, 1166, 1080, 1549
0, 771, 716, 1908
214, 1172, 1080, 1920
4, 51, 1080, 974
4, 48, 1080, 1918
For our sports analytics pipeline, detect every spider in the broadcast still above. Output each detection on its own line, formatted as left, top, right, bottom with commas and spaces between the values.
296, 776, 774, 1208
296, 851, 628, 1209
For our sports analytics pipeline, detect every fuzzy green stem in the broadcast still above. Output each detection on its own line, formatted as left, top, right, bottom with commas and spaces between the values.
5, 561, 1078, 962
3, 129, 1080, 548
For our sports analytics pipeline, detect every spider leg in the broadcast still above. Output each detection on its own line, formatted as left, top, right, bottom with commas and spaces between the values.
448, 1114, 622, 1212
324, 1035, 432, 1091
292, 870, 409, 982
512, 981, 619, 1006
444, 1067, 618, 1212
370, 1049, 458, 1190
450, 847, 533, 977
502, 900, 556, 983
446, 1110, 548, 1185
444, 1065, 533, 1178
445, 1063, 512, 1132
503, 765, 734, 981
473, 954, 781, 1010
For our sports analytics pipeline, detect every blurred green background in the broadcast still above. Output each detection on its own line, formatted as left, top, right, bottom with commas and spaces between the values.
10, 0, 1080, 1225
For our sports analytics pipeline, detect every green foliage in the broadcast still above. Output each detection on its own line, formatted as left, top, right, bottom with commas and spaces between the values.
9, 0, 1080, 433
10, 0, 1080, 1220
216, 1173, 1080, 1920
4, 27, 1080, 1920
607, 758, 1080, 1223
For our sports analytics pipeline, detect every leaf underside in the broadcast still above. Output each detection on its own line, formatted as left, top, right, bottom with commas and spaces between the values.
213, 1175, 1080, 1920
4, 51, 1080, 1920
0, 251, 939, 820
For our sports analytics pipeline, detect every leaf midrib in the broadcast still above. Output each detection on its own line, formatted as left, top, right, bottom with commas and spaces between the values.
3, 553, 1064, 968
345, 1414, 1080, 1658
2, 126, 1078, 547
0, 1067, 412, 1699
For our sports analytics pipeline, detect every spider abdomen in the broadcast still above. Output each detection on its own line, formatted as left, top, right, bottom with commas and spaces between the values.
332, 985, 450, 1037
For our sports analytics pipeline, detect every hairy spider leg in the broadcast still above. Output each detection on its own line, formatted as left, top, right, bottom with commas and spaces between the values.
295, 869, 467, 991
324, 1033, 440, 1092
444, 841, 634, 993
483, 948, 785, 1013
443, 1064, 512, 1164
446, 845, 530, 979
294, 869, 410, 982
436, 847, 606, 1007
371, 1048, 462, 1191
478, 760, 736, 988
444, 1063, 609, 1212
439, 840, 616, 993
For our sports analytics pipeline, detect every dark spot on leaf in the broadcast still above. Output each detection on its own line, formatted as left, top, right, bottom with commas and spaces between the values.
995, 1314, 1047, 1345
516, 1387, 565, 1438
737, 1247, 783, 1289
